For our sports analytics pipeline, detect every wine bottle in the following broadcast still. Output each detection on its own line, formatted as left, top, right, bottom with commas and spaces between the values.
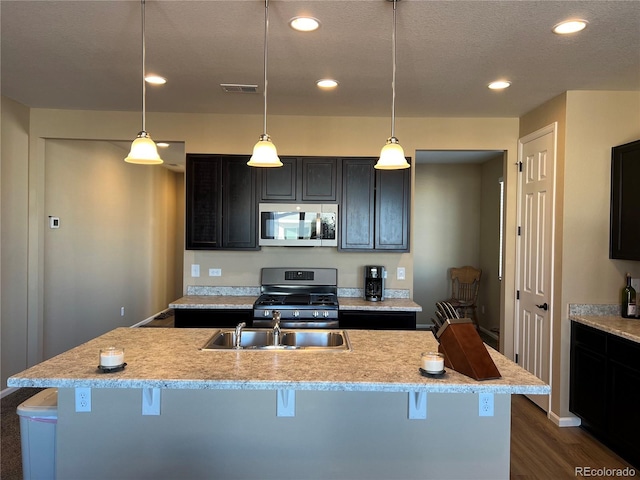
621, 273, 637, 318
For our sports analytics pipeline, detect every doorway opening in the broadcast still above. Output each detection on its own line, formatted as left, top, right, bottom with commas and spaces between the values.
413, 150, 505, 349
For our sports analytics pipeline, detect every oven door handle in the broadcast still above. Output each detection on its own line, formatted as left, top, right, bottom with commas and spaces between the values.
253, 319, 339, 329
281, 320, 339, 329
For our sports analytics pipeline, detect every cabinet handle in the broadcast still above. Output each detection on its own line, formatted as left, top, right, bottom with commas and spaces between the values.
536, 302, 548, 311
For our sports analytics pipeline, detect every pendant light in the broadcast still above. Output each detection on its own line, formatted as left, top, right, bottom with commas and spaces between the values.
125, 0, 163, 165
248, 0, 282, 167
375, 0, 410, 170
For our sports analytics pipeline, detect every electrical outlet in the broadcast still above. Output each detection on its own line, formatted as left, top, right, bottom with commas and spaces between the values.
120, 306, 125, 317
75, 387, 91, 412
397, 267, 406, 280
478, 392, 494, 417
191, 264, 200, 277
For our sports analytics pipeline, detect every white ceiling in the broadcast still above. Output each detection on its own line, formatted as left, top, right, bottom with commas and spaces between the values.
2, 0, 639, 121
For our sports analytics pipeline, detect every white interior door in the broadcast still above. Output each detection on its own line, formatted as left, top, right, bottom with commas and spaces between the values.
515, 124, 556, 412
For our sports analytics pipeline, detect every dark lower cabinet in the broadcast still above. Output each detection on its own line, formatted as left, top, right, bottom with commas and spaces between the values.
174, 309, 253, 328
339, 311, 416, 330
570, 321, 640, 468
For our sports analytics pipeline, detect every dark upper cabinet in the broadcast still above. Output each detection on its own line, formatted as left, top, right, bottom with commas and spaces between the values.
186, 154, 258, 250
260, 157, 338, 202
340, 158, 410, 251
610, 139, 640, 260
376, 166, 410, 250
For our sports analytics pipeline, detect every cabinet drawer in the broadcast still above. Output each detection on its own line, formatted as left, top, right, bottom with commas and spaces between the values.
572, 322, 607, 352
609, 335, 640, 371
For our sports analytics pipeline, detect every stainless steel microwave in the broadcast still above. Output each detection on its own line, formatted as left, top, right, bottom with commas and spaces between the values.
258, 203, 338, 247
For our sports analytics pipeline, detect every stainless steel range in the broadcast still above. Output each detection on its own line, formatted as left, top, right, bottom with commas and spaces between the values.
253, 267, 339, 328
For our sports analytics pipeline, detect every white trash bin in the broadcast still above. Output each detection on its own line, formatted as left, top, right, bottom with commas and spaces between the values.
17, 388, 58, 480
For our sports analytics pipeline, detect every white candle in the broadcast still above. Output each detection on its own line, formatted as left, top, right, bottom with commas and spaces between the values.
421, 352, 444, 373
100, 347, 124, 367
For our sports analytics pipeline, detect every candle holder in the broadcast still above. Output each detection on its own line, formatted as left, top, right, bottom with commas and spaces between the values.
98, 347, 126, 373
420, 351, 445, 377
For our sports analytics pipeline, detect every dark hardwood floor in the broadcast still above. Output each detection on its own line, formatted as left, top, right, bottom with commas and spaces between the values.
510, 395, 638, 479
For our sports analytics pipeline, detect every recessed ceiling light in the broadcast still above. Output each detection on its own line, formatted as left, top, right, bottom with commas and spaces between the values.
488, 80, 511, 90
552, 19, 588, 35
316, 79, 339, 89
145, 75, 167, 85
156, 142, 170, 148
289, 16, 320, 32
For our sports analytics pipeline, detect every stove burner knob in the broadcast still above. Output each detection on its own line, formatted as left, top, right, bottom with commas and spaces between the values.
263, 310, 271, 317
293, 310, 300, 318
322, 311, 330, 318
312, 310, 320, 318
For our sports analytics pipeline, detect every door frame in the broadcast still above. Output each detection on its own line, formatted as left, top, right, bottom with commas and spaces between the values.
514, 123, 557, 414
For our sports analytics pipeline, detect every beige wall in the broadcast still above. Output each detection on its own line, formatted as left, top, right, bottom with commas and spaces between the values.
1, 97, 31, 388
519, 91, 640, 422
42, 139, 183, 358
2, 101, 520, 389
479, 154, 505, 333
413, 163, 482, 325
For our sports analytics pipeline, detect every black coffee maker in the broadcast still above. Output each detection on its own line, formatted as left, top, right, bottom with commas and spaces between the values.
364, 266, 385, 302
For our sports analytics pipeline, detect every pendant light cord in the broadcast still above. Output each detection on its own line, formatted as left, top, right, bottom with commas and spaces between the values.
390, 0, 397, 139
262, 0, 269, 136
141, 0, 147, 133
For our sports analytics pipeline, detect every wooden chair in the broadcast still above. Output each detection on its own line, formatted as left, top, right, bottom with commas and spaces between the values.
445, 266, 482, 328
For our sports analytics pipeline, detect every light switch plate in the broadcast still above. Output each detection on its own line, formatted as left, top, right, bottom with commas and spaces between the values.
209, 268, 222, 277
191, 264, 200, 277
397, 267, 406, 280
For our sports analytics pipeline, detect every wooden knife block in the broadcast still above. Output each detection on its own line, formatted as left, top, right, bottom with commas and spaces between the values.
436, 319, 501, 380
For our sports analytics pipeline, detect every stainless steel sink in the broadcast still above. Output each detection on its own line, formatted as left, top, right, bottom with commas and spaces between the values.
201, 329, 350, 351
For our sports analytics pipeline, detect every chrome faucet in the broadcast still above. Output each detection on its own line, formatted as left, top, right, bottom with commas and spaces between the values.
234, 322, 246, 349
272, 311, 281, 346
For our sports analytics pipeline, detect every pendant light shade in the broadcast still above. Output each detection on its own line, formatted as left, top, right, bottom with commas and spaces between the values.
125, 0, 163, 165
247, 0, 282, 167
125, 132, 163, 164
375, 0, 410, 170
249, 134, 281, 167
376, 136, 407, 170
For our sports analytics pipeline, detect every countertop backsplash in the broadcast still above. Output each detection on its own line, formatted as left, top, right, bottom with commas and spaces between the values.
569, 304, 620, 316
185, 285, 411, 299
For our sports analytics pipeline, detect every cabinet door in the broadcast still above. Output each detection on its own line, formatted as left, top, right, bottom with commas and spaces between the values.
339, 311, 416, 330
570, 322, 608, 434
340, 158, 375, 250
610, 139, 640, 260
607, 336, 640, 467
222, 157, 257, 249
186, 155, 222, 249
375, 167, 410, 251
260, 157, 296, 201
301, 157, 338, 202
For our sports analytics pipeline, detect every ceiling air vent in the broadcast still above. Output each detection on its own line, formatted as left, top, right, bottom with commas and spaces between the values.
220, 84, 258, 93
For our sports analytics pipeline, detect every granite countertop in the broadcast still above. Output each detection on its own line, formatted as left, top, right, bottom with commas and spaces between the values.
8, 327, 547, 395
570, 315, 640, 344
169, 295, 422, 311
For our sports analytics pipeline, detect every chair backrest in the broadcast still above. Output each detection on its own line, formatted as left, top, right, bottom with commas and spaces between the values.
450, 266, 482, 303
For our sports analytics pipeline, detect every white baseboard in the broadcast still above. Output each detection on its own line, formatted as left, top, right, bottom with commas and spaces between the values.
1, 387, 20, 399
549, 410, 581, 427
129, 308, 171, 328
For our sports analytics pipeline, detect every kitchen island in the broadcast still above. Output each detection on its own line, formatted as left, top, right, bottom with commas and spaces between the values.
9, 327, 548, 480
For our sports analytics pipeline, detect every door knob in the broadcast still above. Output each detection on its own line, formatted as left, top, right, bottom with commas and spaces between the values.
536, 302, 548, 311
